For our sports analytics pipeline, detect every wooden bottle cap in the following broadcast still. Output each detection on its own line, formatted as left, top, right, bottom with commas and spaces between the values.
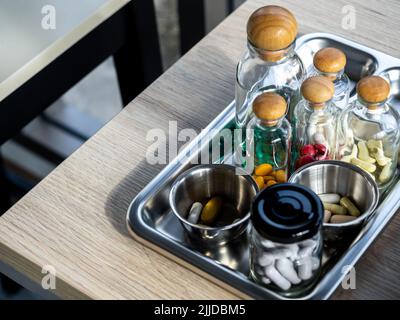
357, 76, 390, 105
252, 92, 287, 125
247, 6, 297, 55
301, 76, 334, 105
313, 47, 347, 73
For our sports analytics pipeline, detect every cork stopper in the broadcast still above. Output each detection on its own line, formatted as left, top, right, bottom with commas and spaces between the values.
301, 76, 334, 108
252, 92, 287, 126
247, 6, 297, 61
357, 76, 390, 108
313, 47, 347, 75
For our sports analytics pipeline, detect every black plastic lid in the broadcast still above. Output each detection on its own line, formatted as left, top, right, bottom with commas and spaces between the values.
251, 183, 323, 244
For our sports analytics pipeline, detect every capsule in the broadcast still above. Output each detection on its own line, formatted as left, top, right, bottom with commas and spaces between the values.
200, 197, 223, 225
319, 193, 341, 204
330, 215, 357, 223
339, 197, 360, 217
187, 202, 203, 224
323, 202, 347, 215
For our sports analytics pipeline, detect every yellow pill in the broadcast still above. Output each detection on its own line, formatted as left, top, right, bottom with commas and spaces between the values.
201, 197, 223, 225
254, 163, 273, 176
266, 180, 277, 187
275, 170, 287, 183
253, 176, 265, 190
263, 176, 276, 183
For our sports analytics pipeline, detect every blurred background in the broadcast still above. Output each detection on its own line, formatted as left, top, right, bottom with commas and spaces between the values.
0, 0, 245, 299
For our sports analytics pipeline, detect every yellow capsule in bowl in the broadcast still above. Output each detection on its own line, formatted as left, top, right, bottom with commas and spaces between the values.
201, 197, 223, 225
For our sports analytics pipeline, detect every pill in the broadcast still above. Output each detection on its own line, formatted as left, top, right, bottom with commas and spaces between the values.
266, 180, 278, 187
200, 197, 223, 225
286, 244, 299, 259
263, 176, 276, 183
275, 170, 287, 183
339, 197, 361, 217
330, 215, 357, 223
298, 258, 313, 280
311, 257, 320, 271
261, 277, 271, 285
187, 202, 203, 224
358, 141, 376, 163
379, 161, 393, 183
318, 193, 340, 204
258, 254, 274, 267
265, 265, 291, 290
323, 210, 332, 223
254, 163, 273, 176
253, 175, 265, 190
299, 239, 316, 249
260, 239, 276, 248
298, 246, 314, 258
276, 258, 301, 285
351, 157, 376, 173
323, 202, 347, 215
255, 265, 265, 276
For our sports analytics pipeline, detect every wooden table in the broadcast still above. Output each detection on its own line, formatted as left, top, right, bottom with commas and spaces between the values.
1, 0, 399, 299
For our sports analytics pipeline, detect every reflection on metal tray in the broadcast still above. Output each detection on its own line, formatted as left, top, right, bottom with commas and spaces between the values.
126, 33, 400, 299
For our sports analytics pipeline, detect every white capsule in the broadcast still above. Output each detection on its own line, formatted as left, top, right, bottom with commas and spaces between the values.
324, 210, 332, 223
298, 246, 314, 258
276, 258, 301, 285
265, 265, 291, 291
318, 193, 341, 204
260, 239, 276, 248
299, 239, 317, 249
255, 265, 265, 276
187, 202, 203, 224
258, 254, 274, 267
298, 258, 313, 280
286, 244, 299, 259
261, 277, 271, 285
311, 257, 320, 271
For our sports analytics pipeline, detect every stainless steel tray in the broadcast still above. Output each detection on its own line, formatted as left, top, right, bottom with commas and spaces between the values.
126, 33, 400, 299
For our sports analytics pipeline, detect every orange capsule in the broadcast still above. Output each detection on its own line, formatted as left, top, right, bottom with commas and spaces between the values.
275, 170, 287, 183
266, 180, 278, 187
254, 163, 273, 176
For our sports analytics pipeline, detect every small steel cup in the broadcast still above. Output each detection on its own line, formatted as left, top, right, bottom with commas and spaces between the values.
169, 164, 259, 246
289, 160, 379, 241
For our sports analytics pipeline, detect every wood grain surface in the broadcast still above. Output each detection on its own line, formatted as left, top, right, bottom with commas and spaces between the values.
0, 0, 400, 299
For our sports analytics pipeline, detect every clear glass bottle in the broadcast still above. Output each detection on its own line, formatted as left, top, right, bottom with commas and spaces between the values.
311, 47, 350, 110
235, 5, 305, 129
244, 92, 292, 188
250, 183, 324, 296
293, 76, 339, 170
337, 76, 400, 188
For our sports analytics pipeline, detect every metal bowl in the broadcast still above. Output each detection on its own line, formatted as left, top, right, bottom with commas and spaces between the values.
289, 160, 379, 241
169, 164, 259, 246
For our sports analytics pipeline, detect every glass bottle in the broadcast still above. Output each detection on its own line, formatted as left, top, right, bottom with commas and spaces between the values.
293, 76, 339, 170
235, 5, 305, 129
312, 47, 350, 110
337, 76, 400, 188
244, 92, 292, 188
250, 183, 324, 297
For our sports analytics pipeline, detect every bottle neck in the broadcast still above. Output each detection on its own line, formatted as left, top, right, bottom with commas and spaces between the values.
358, 98, 387, 113
248, 41, 296, 63
305, 101, 329, 111
315, 68, 344, 82
256, 117, 284, 128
